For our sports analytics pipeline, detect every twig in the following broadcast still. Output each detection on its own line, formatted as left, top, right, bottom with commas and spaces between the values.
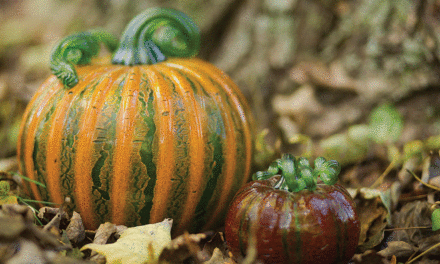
371, 160, 396, 188
408, 169, 440, 192
384, 226, 430, 231
406, 241, 440, 264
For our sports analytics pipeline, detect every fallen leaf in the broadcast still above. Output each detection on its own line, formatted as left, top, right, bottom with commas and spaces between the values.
203, 248, 235, 264
0, 180, 18, 205
5, 238, 46, 264
37, 207, 69, 225
349, 188, 390, 251
81, 218, 172, 264
272, 84, 324, 117
369, 103, 403, 144
377, 241, 417, 258
65, 211, 85, 244
253, 129, 281, 171
200, 232, 229, 259
393, 201, 433, 243
390, 255, 396, 264
319, 124, 371, 166
159, 231, 211, 263
0, 194, 18, 205
88, 222, 118, 264
0, 214, 26, 239
1, 204, 35, 222
43, 206, 66, 233
427, 151, 440, 188
352, 250, 390, 264
92, 222, 117, 244
392, 201, 440, 255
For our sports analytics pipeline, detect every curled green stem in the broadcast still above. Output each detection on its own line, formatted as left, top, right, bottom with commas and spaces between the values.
50, 30, 118, 88
253, 154, 341, 192
49, 8, 200, 88
112, 7, 200, 65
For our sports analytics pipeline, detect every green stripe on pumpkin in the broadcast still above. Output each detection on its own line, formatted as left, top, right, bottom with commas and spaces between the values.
59, 81, 97, 210
191, 86, 225, 231
198, 75, 239, 230
17, 80, 53, 185
32, 129, 48, 201
33, 88, 67, 202
167, 69, 209, 232
125, 71, 152, 226
192, 128, 224, 232
165, 73, 191, 220
103, 76, 126, 224
87, 74, 125, 225
87, 75, 120, 224
21, 78, 61, 201
163, 65, 227, 232
110, 68, 141, 226
138, 77, 157, 225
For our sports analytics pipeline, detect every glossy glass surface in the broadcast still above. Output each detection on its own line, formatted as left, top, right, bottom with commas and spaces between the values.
225, 176, 360, 264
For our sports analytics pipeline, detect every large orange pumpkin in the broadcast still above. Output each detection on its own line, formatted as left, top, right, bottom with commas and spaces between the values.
17, 8, 254, 234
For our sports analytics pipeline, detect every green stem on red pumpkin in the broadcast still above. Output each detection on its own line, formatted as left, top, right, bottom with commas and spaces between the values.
111, 7, 200, 66
50, 30, 118, 88
252, 154, 341, 192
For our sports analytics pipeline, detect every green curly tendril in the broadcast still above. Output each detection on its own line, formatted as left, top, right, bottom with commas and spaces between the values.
50, 8, 200, 88
112, 7, 200, 65
253, 154, 341, 192
50, 30, 118, 89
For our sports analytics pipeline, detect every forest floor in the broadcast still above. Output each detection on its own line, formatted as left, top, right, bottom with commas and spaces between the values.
1, 1, 440, 263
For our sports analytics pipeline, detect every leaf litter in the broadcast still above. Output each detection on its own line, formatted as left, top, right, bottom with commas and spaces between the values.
1, 1, 440, 263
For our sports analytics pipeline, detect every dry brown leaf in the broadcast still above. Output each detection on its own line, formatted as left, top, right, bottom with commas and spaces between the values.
1, 204, 34, 222
0, 213, 26, 239
351, 188, 389, 251
37, 207, 69, 225
89, 222, 118, 263
390, 255, 396, 264
4, 238, 46, 264
65, 211, 85, 244
352, 250, 390, 264
0, 204, 78, 263
200, 232, 229, 259
393, 201, 434, 243
203, 248, 236, 264
427, 152, 440, 188
43, 206, 65, 233
159, 231, 210, 263
92, 222, 117, 244
378, 241, 417, 258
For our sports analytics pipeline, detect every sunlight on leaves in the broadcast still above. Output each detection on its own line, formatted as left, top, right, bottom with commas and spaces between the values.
0, 180, 18, 205
81, 218, 173, 264
369, 103, 403, 144
289, 133, 313, 159
432, 209, 440, 231
320, 124, 370, 165
254, 129, 280, 170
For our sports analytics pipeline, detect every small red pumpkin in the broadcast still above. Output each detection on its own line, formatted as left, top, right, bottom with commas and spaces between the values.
225, 154, 360, 264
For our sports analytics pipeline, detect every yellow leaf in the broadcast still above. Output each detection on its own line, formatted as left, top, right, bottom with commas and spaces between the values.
0, 180, 10, 195
0, 195, 18, 205
81, 219, 172, 264
0, 181, 18, 205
